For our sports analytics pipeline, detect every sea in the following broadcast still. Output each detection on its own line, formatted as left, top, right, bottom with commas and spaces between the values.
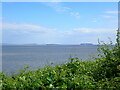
2, 45, 98, 74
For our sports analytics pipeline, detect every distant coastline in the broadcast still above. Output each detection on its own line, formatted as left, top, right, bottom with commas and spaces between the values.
1, 43, 98, 46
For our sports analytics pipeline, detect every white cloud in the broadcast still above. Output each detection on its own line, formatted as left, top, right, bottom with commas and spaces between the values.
3, 22, 116, 34
101, 15, 113, 18
2, 22, 116, 44
105, 11, 118, 14
70, 12, 80, 19
3, 22, 56, 34
73, 28, 116, 33
44, 2, 70, 13
43, 2, 80, 19
100, 10, 118, 19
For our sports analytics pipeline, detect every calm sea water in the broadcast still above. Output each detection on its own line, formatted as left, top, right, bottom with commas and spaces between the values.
2, 45, 98, 73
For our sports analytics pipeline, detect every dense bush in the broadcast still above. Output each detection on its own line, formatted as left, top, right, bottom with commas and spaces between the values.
0, 29, 120, 89
91, 29, 120, 81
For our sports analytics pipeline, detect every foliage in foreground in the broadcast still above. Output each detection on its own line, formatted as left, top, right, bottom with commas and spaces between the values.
0, 29, 120, 89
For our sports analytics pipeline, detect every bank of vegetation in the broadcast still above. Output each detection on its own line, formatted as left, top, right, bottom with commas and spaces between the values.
0, 29, 120, 89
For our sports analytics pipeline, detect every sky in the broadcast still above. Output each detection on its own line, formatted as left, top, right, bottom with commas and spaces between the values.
2, 2, 118, 44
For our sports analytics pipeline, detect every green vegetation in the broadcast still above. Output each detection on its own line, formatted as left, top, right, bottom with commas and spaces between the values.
1, 29, 120, 89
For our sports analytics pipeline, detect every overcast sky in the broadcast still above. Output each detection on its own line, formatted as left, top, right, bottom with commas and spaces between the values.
2, 2, 118, 44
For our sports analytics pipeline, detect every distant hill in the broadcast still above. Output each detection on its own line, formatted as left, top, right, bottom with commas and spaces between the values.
45, 44, 61, 46
80, 43, 94, 46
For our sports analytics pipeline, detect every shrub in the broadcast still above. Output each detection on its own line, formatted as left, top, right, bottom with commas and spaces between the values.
92, 29, 120, 81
